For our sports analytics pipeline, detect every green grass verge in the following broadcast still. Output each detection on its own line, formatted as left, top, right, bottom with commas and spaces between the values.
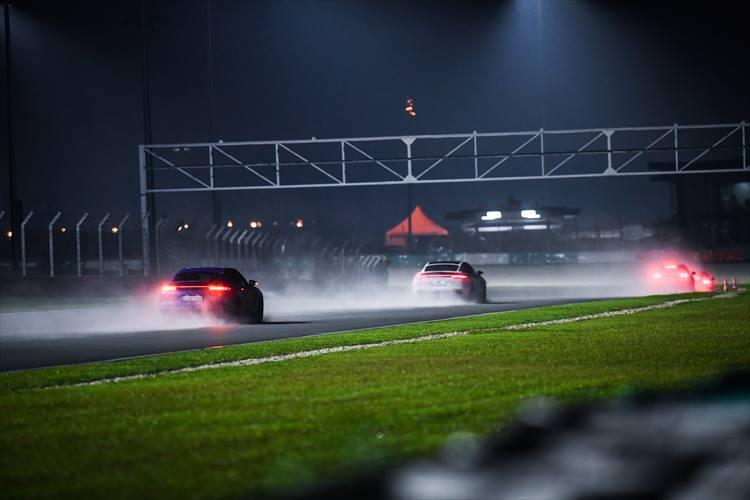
1, 292, 749, 499
1, 294, 692, 392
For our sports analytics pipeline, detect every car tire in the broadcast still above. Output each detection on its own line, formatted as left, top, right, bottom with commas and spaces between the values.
475, 284, 487, 304
247, 297, 264, 324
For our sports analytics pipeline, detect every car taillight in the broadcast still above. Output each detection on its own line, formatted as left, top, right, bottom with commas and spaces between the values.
415, 272, 469, 280
161, 284, 176, 293
653, 272, 662, 279
679, 272, 689, 279
208, 284, 231, 292
702, 279, 711, 285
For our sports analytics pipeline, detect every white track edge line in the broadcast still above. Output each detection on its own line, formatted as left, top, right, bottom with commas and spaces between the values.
69, 332, 469, 387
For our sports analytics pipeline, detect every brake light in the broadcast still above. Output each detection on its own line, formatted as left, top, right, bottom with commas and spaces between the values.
208, 284, 231, 292
415, 272, 469, 279
702, 279, 711, 285
679, 272, 689, 279
161, 284, 176, 293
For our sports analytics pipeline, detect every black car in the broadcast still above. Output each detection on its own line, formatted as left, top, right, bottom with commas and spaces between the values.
160, 267, 264, 323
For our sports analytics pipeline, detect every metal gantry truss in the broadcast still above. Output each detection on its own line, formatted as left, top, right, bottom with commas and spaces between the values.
138, 121, 749, 274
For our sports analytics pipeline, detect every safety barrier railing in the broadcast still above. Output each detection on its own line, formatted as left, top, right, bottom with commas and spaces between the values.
4, 210, 134, 277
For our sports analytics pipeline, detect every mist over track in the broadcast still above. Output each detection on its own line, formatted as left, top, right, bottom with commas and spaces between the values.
0, 287, 592, 371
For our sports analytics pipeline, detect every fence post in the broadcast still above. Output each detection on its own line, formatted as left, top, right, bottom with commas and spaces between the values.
97, 213, 110, 275
75, 212, 89, 276
236, 229, 248, 259
213, 226, 226, 265
117, 213, 130, 276
20, 211, 33, 277
236, 229, 247, 259
204, 224, 217, 261
48, 212, 61, 277
245, 231, 258, 260
256, 233, 270, 262
221, 228, 234, 263
229, 229, 240, 260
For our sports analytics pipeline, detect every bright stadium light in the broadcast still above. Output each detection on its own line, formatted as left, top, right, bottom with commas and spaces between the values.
111, 226, 119, 234
226, 219, 234, 228
521, 209, 541, 219
480, 210, 502, 221
295, 218, 304, 229
5, 230, 12, 239
60, 227, 66, 233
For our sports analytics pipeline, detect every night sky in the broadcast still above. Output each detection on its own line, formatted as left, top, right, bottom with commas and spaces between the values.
2, 0, 748, 243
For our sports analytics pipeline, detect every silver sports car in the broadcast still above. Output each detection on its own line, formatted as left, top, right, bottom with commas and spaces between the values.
412, 260, 487, 303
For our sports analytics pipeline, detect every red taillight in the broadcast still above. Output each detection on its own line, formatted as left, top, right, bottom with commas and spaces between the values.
415, 272, 469, 280
679, 272, 689, 279
161, 284, 176, 293
208, 284, 231, 292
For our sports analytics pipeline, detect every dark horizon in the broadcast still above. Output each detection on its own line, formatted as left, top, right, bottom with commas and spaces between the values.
2, 0, 749, 244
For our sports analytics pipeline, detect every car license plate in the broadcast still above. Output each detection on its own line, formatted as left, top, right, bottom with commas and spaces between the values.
182, 295, 203, 302
432, 281, 448, 287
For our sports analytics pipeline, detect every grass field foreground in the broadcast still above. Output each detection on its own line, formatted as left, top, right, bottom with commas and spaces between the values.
1, 291, 749, 499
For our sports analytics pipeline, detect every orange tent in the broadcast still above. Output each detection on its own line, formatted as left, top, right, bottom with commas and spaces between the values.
385, 205, 448, 247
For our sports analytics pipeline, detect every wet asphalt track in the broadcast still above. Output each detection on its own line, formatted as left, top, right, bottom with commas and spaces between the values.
0, 294, 593, 372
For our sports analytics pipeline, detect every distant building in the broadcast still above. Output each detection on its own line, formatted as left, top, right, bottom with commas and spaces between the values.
454, 206, 579, 236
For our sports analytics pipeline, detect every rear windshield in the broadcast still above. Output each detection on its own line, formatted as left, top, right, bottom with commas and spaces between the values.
173, 271, 224, 283
424, 264, 459, 272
